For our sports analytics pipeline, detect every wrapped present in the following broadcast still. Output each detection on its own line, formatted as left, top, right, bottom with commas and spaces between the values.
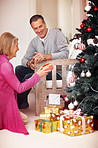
60, 109, 94, 136
40, 110, 51, 120
35, 119, 60, 133
44, 105, 62, 114
42, 63, 54, 71
40, 112, 61, 121
40, 108, 64, 120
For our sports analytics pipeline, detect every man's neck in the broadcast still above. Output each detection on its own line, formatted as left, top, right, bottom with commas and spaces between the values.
40, 28, 49, 41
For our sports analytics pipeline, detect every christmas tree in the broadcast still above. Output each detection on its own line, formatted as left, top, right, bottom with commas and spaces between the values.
65, 0, 98, 118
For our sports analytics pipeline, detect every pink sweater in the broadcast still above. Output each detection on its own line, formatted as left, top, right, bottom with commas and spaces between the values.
0, 54, 40, 135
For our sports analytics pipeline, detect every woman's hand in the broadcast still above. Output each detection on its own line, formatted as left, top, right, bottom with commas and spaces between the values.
36, 66, 51, 77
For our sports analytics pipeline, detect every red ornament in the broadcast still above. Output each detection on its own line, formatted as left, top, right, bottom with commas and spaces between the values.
78, 43, 85, 50
87, 27, 92, 32
80, 23, 84, 28
94, 6, 98, 11
74, 43, 79, 49
80, 57, 85, 63
69, 77, 75, 83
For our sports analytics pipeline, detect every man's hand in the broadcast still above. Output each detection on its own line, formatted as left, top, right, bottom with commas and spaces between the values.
27, 58, 35, 70
33, 52, 52, 63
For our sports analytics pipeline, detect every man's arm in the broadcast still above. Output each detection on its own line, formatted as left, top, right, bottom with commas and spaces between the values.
21, 39, 36, 67
33, 30, 69, 63
51, 29, 69, 59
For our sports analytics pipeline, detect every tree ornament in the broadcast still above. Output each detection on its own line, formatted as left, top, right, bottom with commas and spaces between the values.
94, 6, 98, 11
73, 100, 78, 106
93, 38, 98, 44
80, 71, 85, 77
74, 43, 79, 49
67, 70, 76, 87
80, 23, 84, 28
80, 57, 85, 63
68, 102, 74, 110
87, 27, 92, 32
63, 95, 69, 102
86, 70, 91, 77
69, 77, 75, 83
85, 5, 91, 11
65, 97, 69, 102
68, 76, 75, 87
78, 43, 85, 50
87, 38, 93, 45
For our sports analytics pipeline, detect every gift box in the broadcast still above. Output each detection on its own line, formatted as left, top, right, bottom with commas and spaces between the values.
35, 119, 60, 133
40, 112, 61, 121
60, 109, 94, 136
40, 108, 64, 120
40, 111, 51, 120
44, 105, 61, 114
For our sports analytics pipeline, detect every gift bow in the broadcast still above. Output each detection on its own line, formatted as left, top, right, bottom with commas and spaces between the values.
60, 109, 86, 134
61, 108, 81, 118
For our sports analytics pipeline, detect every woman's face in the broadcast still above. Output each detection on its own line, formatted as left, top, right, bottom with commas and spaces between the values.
9, 40, 19, 59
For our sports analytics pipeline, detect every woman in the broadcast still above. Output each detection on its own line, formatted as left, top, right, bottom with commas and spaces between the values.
0, 32, 51, 135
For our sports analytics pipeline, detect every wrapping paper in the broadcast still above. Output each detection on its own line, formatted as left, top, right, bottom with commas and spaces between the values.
60, 109, 94, 136
35, 119, 60, 133
40, 109, 64, 120
44, 105, 61, 114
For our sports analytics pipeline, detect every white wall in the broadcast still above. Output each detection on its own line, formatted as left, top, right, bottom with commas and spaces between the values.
36, 0, 58, 28
71, 0, 87, 37
58, 0, 72, 39
0, 0, 36, 69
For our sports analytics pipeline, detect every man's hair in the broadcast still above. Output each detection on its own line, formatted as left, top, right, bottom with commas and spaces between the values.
30, 14, 45, 24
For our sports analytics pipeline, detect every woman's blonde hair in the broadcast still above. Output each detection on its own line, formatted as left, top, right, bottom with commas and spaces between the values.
0, 32, 18, 56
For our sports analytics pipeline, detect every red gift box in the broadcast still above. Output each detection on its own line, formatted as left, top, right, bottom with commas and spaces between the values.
42, 63, 54, 71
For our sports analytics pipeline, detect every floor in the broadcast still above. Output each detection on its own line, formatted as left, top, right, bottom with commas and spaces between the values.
0, 92, 98, 148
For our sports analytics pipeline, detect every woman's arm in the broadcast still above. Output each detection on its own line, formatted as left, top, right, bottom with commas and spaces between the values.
0, 62, 40, 93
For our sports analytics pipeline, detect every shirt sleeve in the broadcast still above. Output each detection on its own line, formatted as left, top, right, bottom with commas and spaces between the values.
21, 39, 36, 67
51, 30, 69, 59
1, 62, 40, 93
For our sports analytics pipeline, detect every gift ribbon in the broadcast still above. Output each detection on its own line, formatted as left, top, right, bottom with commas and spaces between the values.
81, 116, 85, 134
61, 109, 81, 117
60, 109, 86, 134
40, 120, 53, 132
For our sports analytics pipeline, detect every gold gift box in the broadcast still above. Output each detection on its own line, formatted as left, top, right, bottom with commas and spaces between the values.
44, 105, 59, 114
35, 119, 60, 133
40, 110, 63, 121
60, 115, 94, 136
44, 105, 63, 114
40, 113, 51, 120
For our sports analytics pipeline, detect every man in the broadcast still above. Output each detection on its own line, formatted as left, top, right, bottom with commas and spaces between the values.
15, 14, 69, 109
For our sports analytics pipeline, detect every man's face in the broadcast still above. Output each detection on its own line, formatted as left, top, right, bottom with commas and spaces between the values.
31, 18, 48, 39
